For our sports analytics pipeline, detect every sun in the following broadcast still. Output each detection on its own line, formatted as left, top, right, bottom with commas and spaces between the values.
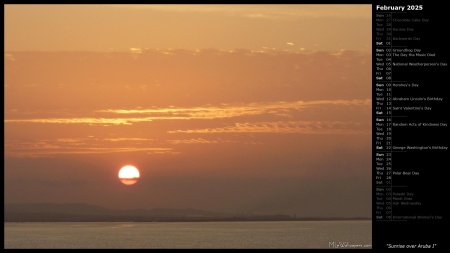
118, 165, 140, 185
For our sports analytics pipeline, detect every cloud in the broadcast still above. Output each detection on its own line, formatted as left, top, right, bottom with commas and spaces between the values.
4, 117, 156, 125
168, 121, 370, 135
167, 138, 240, 144
113, 4, 371, 20
104, 138, 153, 142
96, 98, 371, 119
56, 138, 83, 143
4, 53, 16, 61
5, 99, 370, 126
4, 138, 174, 158
6, 147, 175, 158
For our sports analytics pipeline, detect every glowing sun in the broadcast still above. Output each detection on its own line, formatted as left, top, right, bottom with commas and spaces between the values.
118, 165, 140, 185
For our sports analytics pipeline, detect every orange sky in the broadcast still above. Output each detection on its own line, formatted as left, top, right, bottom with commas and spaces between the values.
4, 4, 372, 217
5, 4, 371, 52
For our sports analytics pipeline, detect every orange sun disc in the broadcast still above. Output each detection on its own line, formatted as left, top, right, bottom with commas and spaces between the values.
118, 165, 140, 185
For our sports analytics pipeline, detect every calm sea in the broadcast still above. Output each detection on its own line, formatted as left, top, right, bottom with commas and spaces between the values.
4, 221, 371, 249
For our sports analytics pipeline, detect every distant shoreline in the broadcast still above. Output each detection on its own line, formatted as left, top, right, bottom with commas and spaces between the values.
5, 203, 371, 223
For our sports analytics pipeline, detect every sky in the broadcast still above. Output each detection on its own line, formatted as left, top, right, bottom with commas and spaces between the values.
4, 4, 372, 217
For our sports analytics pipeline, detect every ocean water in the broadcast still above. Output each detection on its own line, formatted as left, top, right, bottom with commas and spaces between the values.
4, 221, 372, 249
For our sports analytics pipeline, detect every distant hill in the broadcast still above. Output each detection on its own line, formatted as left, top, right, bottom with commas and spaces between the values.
4, 203, 370, 222
4, 203, 226, 222
5, 203, 114, 216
